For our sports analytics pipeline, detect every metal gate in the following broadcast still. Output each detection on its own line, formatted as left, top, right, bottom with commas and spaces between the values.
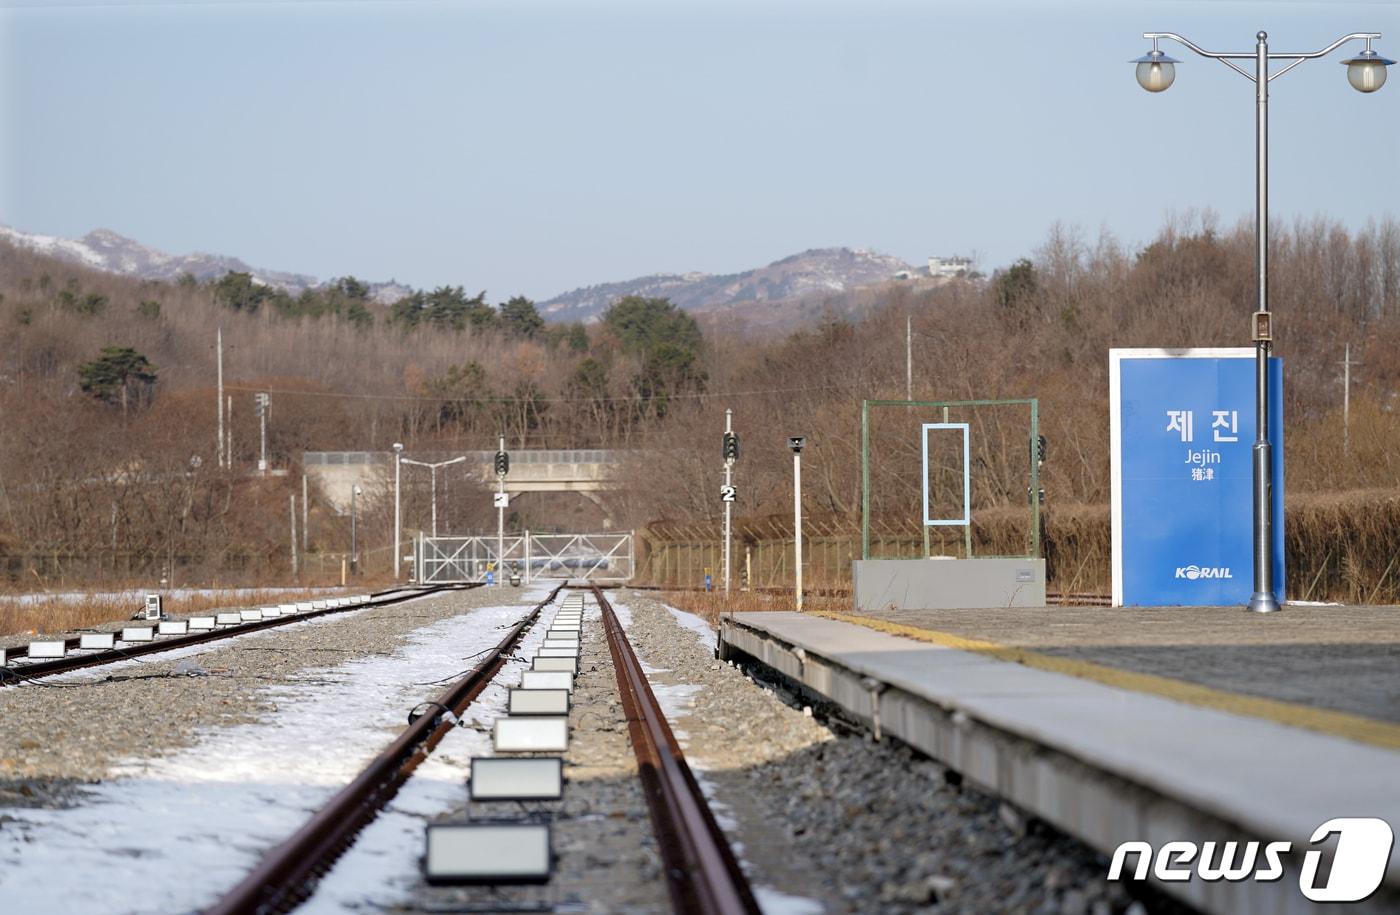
414, 531, 633, 584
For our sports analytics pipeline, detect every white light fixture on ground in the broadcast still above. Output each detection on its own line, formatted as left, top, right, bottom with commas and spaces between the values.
28, 641, 66, 659
80, 633, 116, 650
531, 656, 578, 673
520, 670, 573, 691
121, 627, 154, 642
493, 716, 570, 752
508, 688, 571, 716
216, 612, 242, 626
239, 609, 263, 622
469, 757, 564, 801
158, 621, 189, 636
423, 823, 552, 884
189, 617, 217, 630
537, 647, 579, 658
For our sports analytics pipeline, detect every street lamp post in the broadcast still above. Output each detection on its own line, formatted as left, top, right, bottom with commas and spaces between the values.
402, 455, 468, 538
1133, 29, 1392, 614
392, 442, 403, 579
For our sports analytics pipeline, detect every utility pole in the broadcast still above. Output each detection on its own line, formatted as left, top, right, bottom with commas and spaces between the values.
721, 410, 738, 593
289, 493, 298, 581
226, 395, 233, 469
302, 473, 309, 554
906, 314, 913, 401
1342, 342, 1361, 455
350, 485, 361, 575
256, 393, 269, 474
216, 328, 225, 468
496, 436, 509, 588
392, 443, 403, 579
790, 436, 805, 611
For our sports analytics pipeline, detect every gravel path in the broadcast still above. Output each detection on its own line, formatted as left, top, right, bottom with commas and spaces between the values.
616, 591, 1178, 915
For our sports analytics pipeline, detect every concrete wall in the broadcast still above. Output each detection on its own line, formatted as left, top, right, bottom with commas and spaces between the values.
852, 558, 1046, 611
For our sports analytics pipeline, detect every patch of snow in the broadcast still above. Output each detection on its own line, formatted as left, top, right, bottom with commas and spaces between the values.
662, 603, 717, 652
301, 594, 554, 912
0, 599, 539, 914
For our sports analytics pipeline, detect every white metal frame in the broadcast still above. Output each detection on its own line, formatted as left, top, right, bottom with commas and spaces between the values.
921, 422, 971, 527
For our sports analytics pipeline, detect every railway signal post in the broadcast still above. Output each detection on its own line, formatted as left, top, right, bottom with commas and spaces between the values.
790, 436, 804, 611
721, 410, 738, 594
496, 437, 509, 587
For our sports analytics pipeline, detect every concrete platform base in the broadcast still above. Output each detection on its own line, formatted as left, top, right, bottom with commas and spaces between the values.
718, 611, 1400, 915
852, 557, 1045, 611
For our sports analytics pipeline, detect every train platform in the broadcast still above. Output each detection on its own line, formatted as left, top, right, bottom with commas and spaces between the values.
717, 607, 1400, 915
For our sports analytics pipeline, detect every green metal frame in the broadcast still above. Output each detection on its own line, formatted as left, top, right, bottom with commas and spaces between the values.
861, 398, 1040, 561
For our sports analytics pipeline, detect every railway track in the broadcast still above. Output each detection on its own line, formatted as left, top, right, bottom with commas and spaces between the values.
201, 582, 755, 915
0, 583, 478, 686
595, 584, 761, 915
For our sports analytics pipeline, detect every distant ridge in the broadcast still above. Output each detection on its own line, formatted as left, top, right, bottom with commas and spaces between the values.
539, 247, 914, 321
0, 224, 412, 305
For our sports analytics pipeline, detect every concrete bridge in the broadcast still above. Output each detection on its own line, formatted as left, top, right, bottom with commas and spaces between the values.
303, 450, 626, 512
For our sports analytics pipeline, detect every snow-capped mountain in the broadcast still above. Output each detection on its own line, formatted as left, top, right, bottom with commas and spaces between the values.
540, 247, 914, 321
0, 224, 412, 304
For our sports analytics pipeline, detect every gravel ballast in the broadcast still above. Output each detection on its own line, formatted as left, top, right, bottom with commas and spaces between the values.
615, 591, 1176, 915
400, 590, 669, 914
0, 587, 508, 783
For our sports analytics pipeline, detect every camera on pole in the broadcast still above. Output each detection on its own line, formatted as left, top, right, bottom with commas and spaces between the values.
1032, 434, 1047, 467
788, 436, 805, 454
723, 431, 740, 463
494, 450, 509, 477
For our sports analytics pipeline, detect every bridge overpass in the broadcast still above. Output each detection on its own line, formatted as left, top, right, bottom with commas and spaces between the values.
303, 449, 626, 512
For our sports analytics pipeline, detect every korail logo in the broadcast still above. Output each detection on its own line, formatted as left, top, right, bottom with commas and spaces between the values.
1175, 565, 1233, 580
1108, 818, 1394, 903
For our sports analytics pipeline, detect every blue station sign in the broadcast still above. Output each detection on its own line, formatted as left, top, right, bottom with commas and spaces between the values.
1110, 349, 1284, 606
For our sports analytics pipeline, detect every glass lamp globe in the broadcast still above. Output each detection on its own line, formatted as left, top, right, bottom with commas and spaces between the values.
1343, 50, 1394, 93
1132, 51, 1179, 92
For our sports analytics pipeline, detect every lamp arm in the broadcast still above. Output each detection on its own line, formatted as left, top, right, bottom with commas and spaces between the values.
1267, 33, 1382, 82
1143, 33, 1256, 82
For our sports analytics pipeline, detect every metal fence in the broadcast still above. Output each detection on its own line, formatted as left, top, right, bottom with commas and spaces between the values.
414, 531, 634, 584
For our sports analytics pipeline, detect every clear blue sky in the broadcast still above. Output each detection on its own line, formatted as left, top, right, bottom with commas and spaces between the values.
2, 0, 1397, 301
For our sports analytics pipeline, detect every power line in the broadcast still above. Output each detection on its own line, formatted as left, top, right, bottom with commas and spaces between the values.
220, 380, 838, 407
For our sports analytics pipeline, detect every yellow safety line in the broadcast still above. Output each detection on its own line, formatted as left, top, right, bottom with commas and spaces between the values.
811, 611, 1400, 752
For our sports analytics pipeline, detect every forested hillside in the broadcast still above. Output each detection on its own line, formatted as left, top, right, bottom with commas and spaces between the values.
2, 212, 1398, 592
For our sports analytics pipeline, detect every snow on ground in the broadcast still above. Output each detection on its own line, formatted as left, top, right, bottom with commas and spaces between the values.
300, 585, 555, 913
0, 592, 548, 915
663, 601, 718, 652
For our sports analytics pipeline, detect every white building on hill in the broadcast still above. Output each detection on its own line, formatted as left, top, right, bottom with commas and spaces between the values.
928, 256, 973, 278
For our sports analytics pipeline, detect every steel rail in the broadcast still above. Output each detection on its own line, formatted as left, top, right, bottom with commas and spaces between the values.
205, 581, 564, 915
593, 585, 760, 915
0, 584, 478, 686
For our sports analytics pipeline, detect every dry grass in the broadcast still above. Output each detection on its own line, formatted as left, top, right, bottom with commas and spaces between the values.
0, 587, 352, 638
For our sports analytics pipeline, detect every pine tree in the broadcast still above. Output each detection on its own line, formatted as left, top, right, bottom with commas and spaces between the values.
78, 346, 158, 417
